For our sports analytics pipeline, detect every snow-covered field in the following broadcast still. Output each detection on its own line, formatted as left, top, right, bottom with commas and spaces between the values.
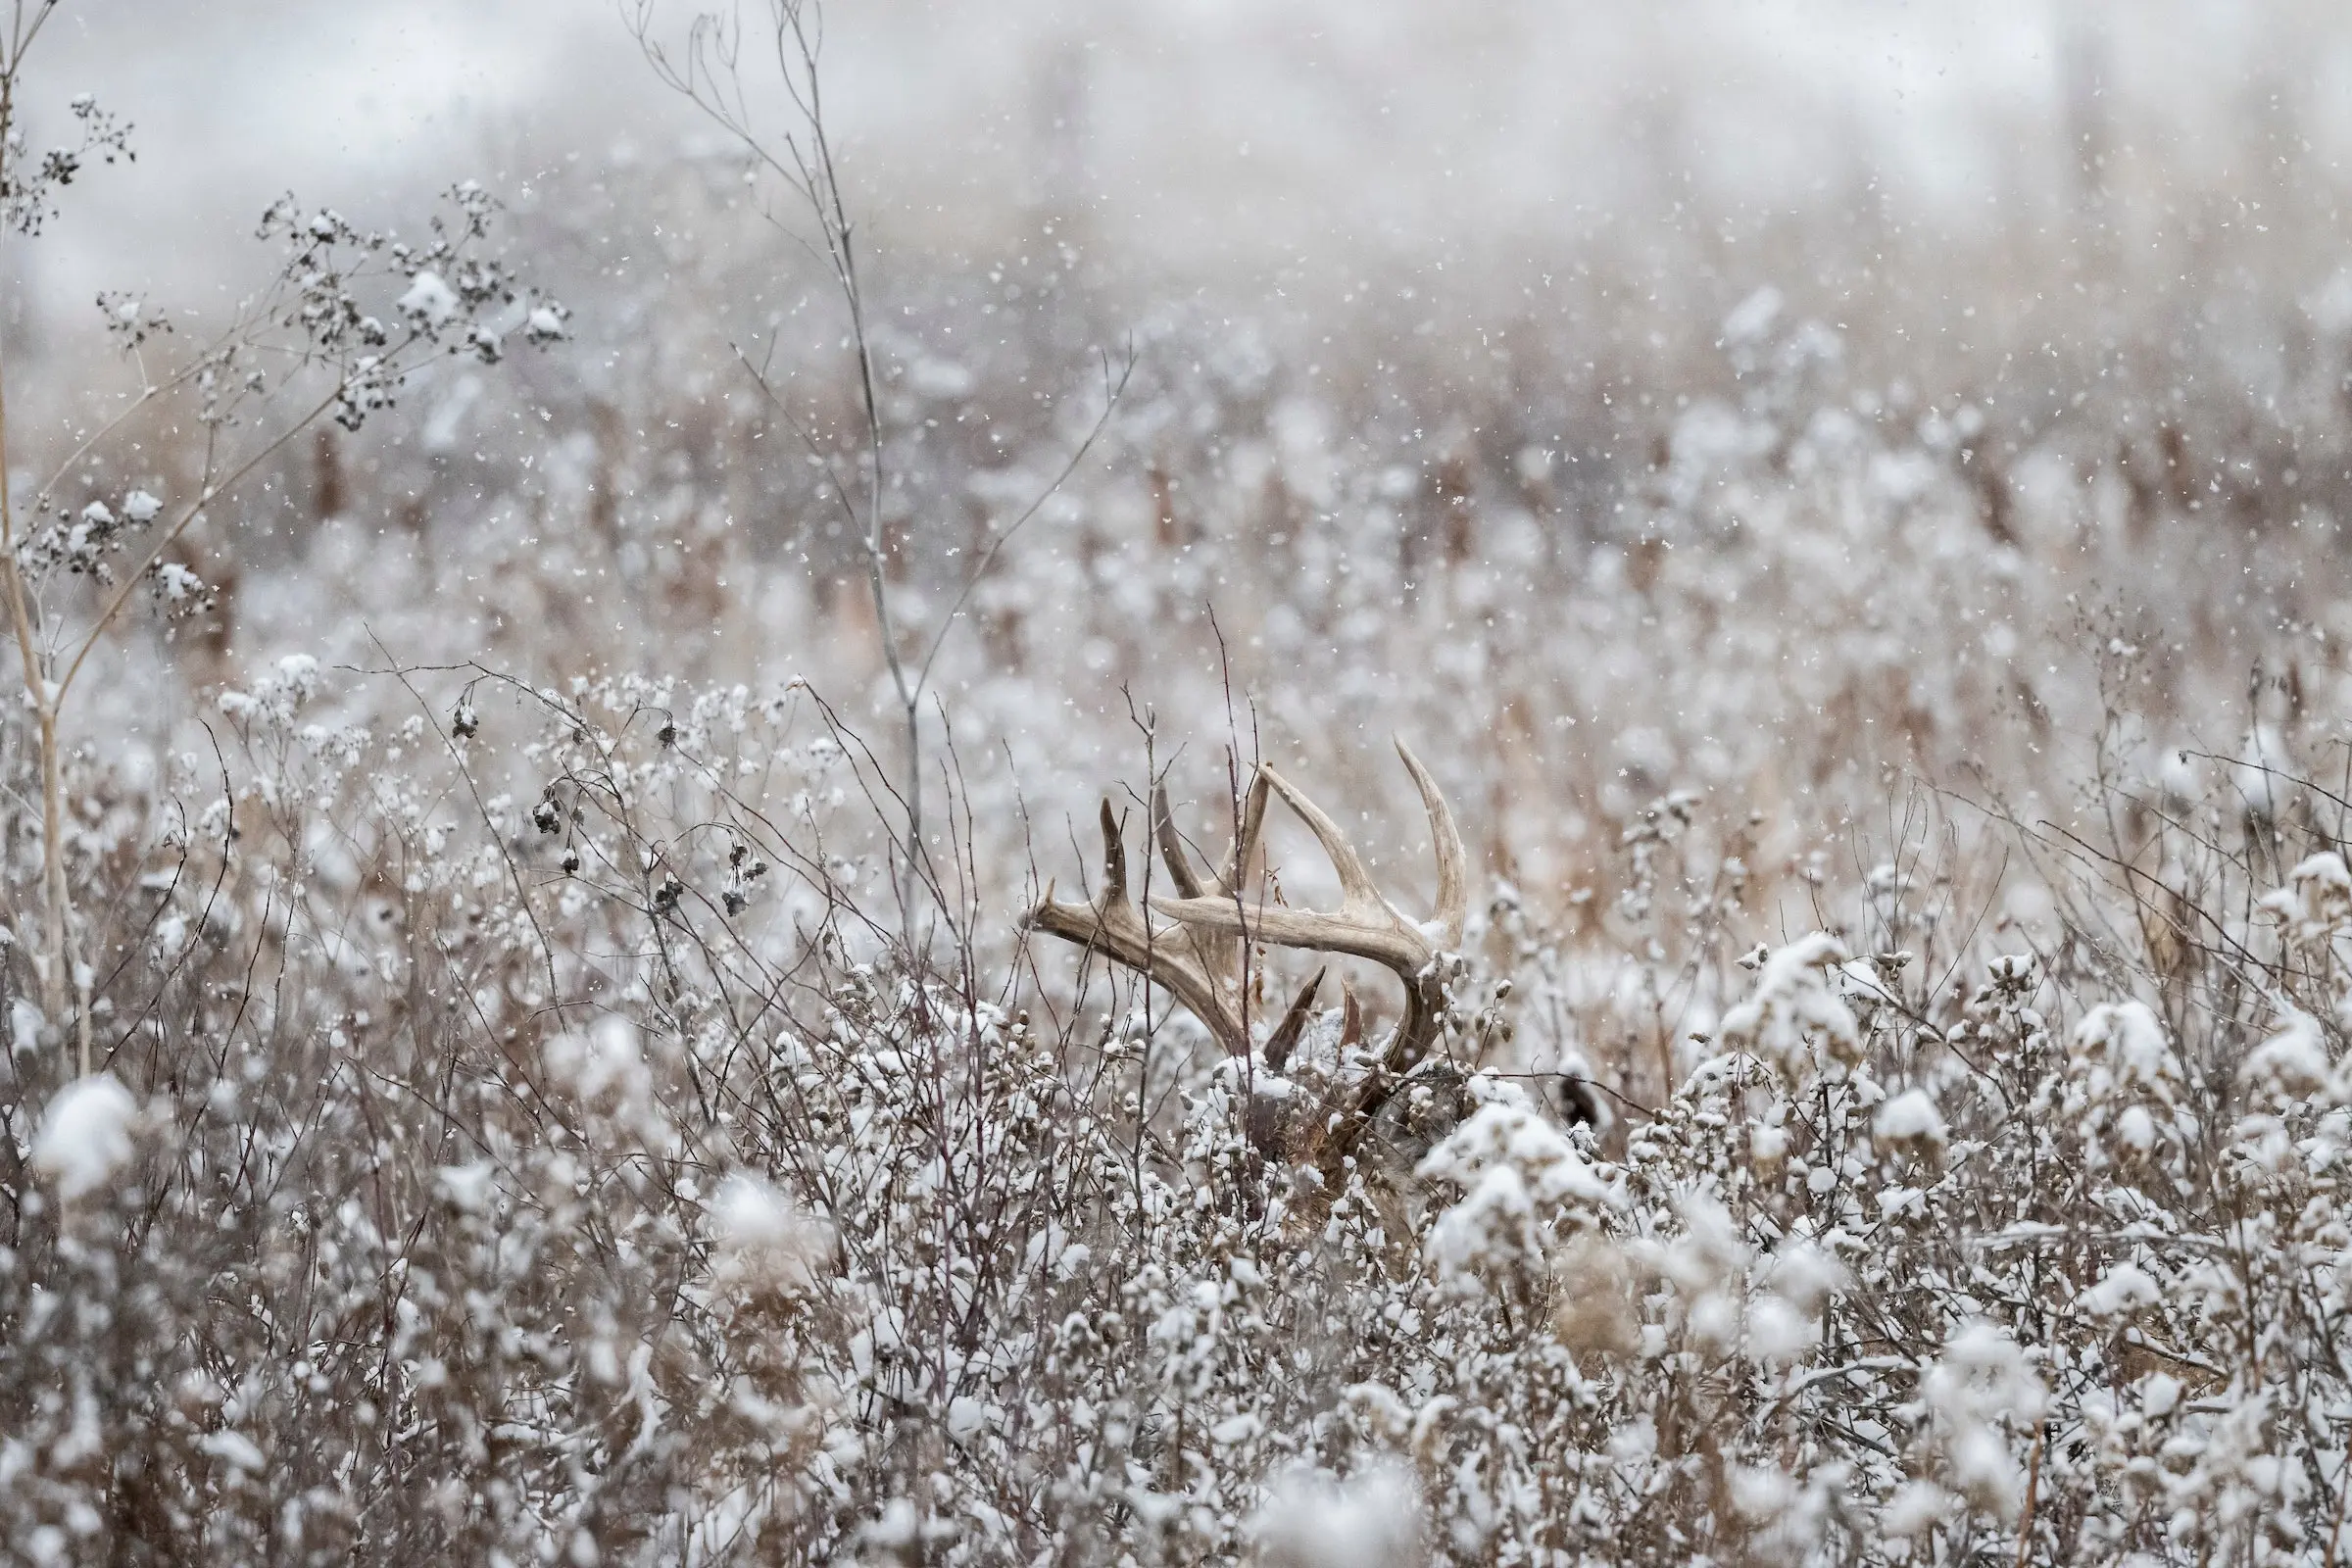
9, 2, 2352, 1562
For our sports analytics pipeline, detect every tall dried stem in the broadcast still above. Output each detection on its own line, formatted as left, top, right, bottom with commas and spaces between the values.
0, 12, 78, 1066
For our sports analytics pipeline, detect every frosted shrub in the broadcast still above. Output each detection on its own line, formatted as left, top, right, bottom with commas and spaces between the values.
26, 1073, 136, 1203
1252, 1458, 1422, 1568
13, 6, 2352, 1559
1419, 1090, 1621, 1303
15, 627, 2352, 1562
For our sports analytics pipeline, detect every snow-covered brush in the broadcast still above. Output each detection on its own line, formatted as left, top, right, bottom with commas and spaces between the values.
0, 3, 568, 1075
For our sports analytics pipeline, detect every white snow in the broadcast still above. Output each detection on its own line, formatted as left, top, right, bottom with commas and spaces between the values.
2080, 1262, 2160, 1318
1746, 1295, 1820, 1364
436, 1161, 499, 1213
1420, 1092, 1623, 1292
1253, 1459, 1421, 1568
907, 356, 974, 400
544, 1015, 649, 1107
197, 1429, 266, 1472
1873, 1088, 1946, 1145
707, 1172, 830, 1295
2260, 853, 2352, 945
396, 270, 460, 326
1717, 933, 1863, 1079
2073, 1002, 2179, 1093
31, 1074, 139, 1202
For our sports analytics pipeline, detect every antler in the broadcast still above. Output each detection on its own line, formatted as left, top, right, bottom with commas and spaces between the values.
1027, 739, 1467, 1072
1150, 766, 1270, 993
1149, 738, 1467, 1069
1028, 797, 1256, 1057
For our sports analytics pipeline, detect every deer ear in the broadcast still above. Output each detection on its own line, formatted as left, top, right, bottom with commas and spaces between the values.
1554, 1075, 1604, 1130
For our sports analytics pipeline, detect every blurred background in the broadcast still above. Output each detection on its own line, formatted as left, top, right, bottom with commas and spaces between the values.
17, 0, 2352, 311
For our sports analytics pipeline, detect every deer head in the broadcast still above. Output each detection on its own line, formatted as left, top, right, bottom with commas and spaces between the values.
1028, 740, 1471, 1162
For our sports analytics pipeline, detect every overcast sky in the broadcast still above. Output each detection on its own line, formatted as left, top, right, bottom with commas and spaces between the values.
12, 0, 2349, 322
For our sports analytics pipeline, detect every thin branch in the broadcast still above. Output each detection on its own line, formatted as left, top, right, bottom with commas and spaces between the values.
58, 383, 345, 703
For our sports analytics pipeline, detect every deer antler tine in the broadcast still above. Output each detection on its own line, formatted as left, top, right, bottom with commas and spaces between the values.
1395, 738, 1468, 948
1028, 858, 1251, 1060
1152, 781, 1207, 900
1215, 769, 1272, 897
1258, 765, 1385, 912
1098, 798, 1129, 906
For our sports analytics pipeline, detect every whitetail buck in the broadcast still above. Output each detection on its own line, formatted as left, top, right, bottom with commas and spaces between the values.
1030, 741, 1536, 1194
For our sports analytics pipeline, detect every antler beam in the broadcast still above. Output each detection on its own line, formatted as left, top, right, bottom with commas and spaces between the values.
1028, 798, 1252, 1057
1149, 740, 1464, 977
1027, 739, 1466, 1072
